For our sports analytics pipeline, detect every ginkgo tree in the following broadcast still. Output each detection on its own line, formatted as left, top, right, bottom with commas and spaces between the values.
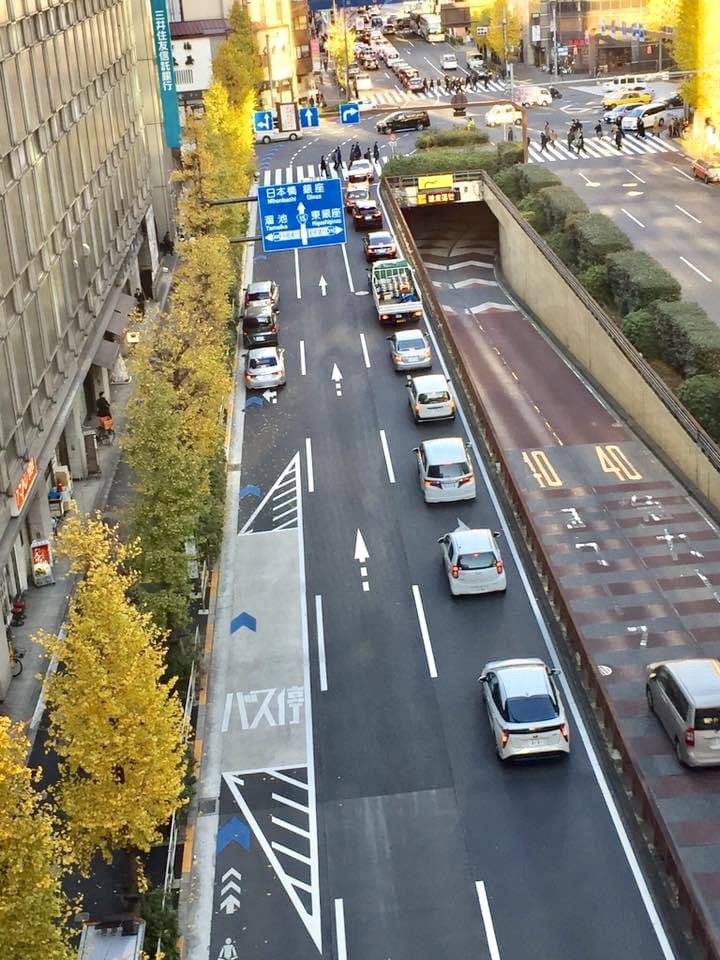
485, 0, 521, 65
0, 717, 74, 960
37, 514, 187, 879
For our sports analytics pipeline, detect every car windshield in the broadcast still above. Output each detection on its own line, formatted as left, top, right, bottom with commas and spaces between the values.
458, 550, 495, 570
428, 461, 470, 479
398, 337, 425, 350
506, 694, 557, 724
695, 708, 720, 730
244, 315, 274, 329
418, 390, 449, 403
249, 355, 277, 369
247, 290, 269, 302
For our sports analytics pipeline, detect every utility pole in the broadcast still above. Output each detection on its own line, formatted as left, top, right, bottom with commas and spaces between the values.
551, 0, 559, 77
343, 0, 350, 100
265, 32, 273, 112
502, 5, 508, 81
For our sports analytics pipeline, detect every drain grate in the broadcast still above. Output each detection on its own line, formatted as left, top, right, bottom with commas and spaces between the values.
198, 797, 218, 816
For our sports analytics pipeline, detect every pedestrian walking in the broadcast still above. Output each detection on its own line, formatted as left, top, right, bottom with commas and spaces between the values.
567, 128, 575, 150
576, 132, 586, 154
320, 155, 328, 177
483, 75, 489, 89
373, 141, 380, 162
614, 126, 622, 150
550, 128, 558, 148
96, 391, 111, 419
594, 120, 603, 138
134, 287, 146, 316
363, 147, 371, 160
615, 118, 624, 139
636, 117, 646, 139
543, 121, 550, 137
335, 145, 342, 167
540, 131, 548, 152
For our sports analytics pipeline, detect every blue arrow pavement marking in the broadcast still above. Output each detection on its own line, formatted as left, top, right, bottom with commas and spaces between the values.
231, 611, 257, 633
216, 816, 251, 853
239, 484, 261, 499
244, 396, 264, 409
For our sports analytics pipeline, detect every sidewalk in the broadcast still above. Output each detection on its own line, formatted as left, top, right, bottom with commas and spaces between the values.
1, 258, 176, 744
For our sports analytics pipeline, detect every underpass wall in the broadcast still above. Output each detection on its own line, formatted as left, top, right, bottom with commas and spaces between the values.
482, 181, 720, 515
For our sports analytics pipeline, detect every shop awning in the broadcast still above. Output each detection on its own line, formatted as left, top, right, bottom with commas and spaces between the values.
93, 339, 121, 369
105, 292, 136, 338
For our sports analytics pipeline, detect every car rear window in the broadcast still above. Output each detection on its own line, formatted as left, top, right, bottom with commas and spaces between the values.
398, 337, 425, 350
458, 550, 495, 570
244, 315, 274, 330
247, 290, 269, 302
418, 390, 450, 403
695, 708, 720, 729
249, 356, 276, 369
506, 694, 557, 724
428, 461, 470, 480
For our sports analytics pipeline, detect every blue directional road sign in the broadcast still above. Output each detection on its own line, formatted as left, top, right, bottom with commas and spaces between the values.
253, 110, 273, 133
299, 105, 320, 129
257, 178, 347, 253
339, 102, 360, 125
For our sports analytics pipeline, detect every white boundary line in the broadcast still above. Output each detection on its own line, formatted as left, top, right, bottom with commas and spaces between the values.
305, 437, 315, 494
475, 881, 501, 960
411, 584, 437, 679
379, 429, 396, 484
621, 206, 646, 229
334, 898, 348, 960
315, 594, 328, 691
299, 339, 307, 375
341, 243, 355, 292
294, 248, 302, 299
359, 332, 371, 368
674, 203, 701, 224
679, 255, 712, 282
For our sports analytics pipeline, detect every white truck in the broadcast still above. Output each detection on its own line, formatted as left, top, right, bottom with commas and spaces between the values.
369, 258, 424, 325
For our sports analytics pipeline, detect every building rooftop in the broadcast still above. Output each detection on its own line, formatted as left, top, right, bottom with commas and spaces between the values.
170, 18, 229, 38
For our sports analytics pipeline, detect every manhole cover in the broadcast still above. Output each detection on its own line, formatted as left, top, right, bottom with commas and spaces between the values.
598, 664, 613, 677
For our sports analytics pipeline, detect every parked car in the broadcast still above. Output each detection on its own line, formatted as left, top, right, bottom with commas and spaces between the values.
241, 280, 279, 318
376, 110, 430, 133
437, 522, 506, 595
646, 658, 720, 765
244, 346, 286, 389
242, 310, 279, 349
691, 156, 720, 183
364, 230, 397, 261
414, 437, 474, 503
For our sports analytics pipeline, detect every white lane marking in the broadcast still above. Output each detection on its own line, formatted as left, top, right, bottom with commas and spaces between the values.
271, 816, 311, 838
334, 899, 348, 960
625, 167, 646, 183
379, 429, 396, 483
475, 882, 501, 960
411, 584, 437, 679
680, 256, 712, 282
341, 243, 355, 292
272, 792, 309, 813
362, 582, 370, 592
424, 55, 442, 75
359, 332, 371, 368
315, 594, 328, 692
300, 339, 307, 375
621, 207, 645, 229
411, 263, 678, 960
305, 437, 314, 493
294, 248, 302, 298
674, 203, 702, 224
272, 841, 312, 865
672, 164, 695, 181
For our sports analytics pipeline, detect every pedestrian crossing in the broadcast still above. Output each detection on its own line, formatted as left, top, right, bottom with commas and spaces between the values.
528, 131, 680, 164
360, 79, 508, 107
259, 157, 388, 186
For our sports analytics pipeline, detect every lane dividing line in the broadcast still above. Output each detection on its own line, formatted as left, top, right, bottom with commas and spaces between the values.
411, 584, 438, 678
672, 165, 695, 181
294, 248, 302, 299
341, 243, 355, 293
626, 167, 646, 183
305, 437, 315, 493
379, 429, 396, 484
621, 207, 645, 229
300, 339, 307, 375
359, 332, 371, 368
475, 882, 501, 960
674, 203, 702, 224
680, 255, 712, 282
315, 594, 328, 692
334, 898, 348, 960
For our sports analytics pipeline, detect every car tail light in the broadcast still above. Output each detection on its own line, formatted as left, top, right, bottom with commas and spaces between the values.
449, 399, 456, 411
451, 564, 459, 579
458, 476, 473, 486
381, 313, 390, 322
495, 559, 504, 575
424, 479, 442, 488
244, 373, 252, 381
412, 310, 423, 318
560, 723, 569, 742
422, 349, 431, 359
414, 404, 420, 415
686, 728, 696, 747
501, 729, 510, 748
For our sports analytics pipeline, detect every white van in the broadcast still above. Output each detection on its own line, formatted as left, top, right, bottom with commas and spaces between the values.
514, 85, 552, 107
441, 53, 458, 70
255, 127, 303, 145
355, 71, 373, 91
621, 101, 668, 131
602, 75, 650, 94
485, 103, 522, 127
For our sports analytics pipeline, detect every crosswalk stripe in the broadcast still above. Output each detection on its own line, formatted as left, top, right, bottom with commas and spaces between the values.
258, 158, 390, 187
528, 132, 679, 164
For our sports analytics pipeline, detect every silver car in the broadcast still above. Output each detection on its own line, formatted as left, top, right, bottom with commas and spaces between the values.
479, 658, 570, 761
388, 329, 432, 371
438, 522, 506, 596
244, 346, 286, 390
414, 437, 475, 503
242, 280, 279, 319
646, 658, 720, 766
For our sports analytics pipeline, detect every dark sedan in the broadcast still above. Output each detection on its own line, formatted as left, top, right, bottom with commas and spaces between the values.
363, 230, 397, 261
352, 199, 383, 231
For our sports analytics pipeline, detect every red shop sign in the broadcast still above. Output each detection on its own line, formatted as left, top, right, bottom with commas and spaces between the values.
12, 457, 38, 516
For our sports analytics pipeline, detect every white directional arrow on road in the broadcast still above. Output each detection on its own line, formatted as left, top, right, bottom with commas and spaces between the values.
319, 275, 328, 296
354, 529, 370, 563
331, 363, 343, 383
262, 388, 278, 404
220, 867, 243, 914
220, 893, 241, 915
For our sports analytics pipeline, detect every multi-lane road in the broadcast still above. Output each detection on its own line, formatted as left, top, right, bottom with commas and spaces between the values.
179, 26, 720, 960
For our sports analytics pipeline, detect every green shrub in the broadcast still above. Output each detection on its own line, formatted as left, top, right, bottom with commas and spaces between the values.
516, 164, 561, 197
621, 307, 660, 358
579, 263, 612, 308
517, 193, 544, 228
492, 164, 522, 202
544, 228, 575, 268
677, 375, 720, 440
382, 147, 497, 177
567, 212, 632, 271
141, 888, 180, 960
654, 300, 720, 375
535, 185, 588, 234
606, 250, 681, 314
416, 128, 490, 150
495, 141, 524, 169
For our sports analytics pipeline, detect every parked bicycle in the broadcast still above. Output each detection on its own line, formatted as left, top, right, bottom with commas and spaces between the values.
7, 628, 23, 678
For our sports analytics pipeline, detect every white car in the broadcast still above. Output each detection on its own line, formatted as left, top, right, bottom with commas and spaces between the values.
485, 103, 522, 127
254, 127, 303, 145
356, 71, 373, 91
348, 158, 375, 183
414, 437, 475, 503
406, 372, 455, 422
244, 346, 286, 390
479, 658, 570, 760
438, 522, 506, 595
441, 53, 458, 70
387, 328, 431, 370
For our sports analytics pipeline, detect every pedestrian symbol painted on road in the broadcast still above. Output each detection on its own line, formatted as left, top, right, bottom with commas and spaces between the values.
257, 178, 346, 253
299, 106, 319, 128
253, 110, 273, 133
339, 102, 360, 125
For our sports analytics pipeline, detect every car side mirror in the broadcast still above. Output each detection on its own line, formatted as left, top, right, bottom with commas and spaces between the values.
386, 336, 393, 341
405, 375, 412, 386
478, 675, 487, 684
648, 671, 657, 681
437, 536, 445, 544
493, 530, 501, 538
465, 441, 472, 449
412, 447, 419, 453
550, 668, 560, 677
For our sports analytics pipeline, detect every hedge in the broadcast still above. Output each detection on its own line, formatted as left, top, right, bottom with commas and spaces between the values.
515, 164, 561, 197
535, 185, 588, 234
495, 141, 524, 169
491, 164, 522, 202
654, 300, 720, 375
567, 213, 632, 272
621, 307, 659, 358
544, 228, 575, 267
416, 128, 490, 150
382, 147, 498, 177
677, 375, 720, 441
578, 263, 612, 308
606, 250, 681, 315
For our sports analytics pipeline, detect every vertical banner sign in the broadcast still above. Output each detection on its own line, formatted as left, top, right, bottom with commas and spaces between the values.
150, 0, 181, 148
